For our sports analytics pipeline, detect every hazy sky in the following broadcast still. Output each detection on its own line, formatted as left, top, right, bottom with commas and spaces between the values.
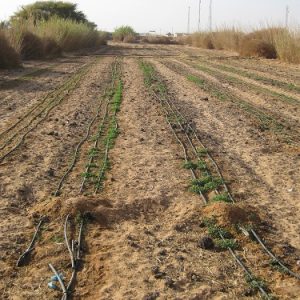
1, 0, 299, 33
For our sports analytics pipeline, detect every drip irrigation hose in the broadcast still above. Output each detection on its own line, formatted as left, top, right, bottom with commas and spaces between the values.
54, 96, 105, 196
16, 217, 45, 267
152, 92, 207, 204
0, 62, 90, 141
0, 66, 91, 163
143, 63, 274, 299
49, 263, 67, 297
219, 233, 271, 299
239, 226, 300, 280
64, 215, 75, 269
79, 99, 110, 193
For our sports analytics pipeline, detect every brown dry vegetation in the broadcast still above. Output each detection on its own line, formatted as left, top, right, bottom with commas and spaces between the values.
141, 36, 177, 45
0, 18, 107, 68
0, 30, 21, 68
182, 27, 300, 63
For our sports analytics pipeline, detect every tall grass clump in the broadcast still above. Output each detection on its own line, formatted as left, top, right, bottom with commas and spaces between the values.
273, 29, 300, 63
113, 26, 136, 42
239, 28, 280, 59
0, 30, 21, 68
182, 28, 244, 51
182, 26, 300, 63
141, 35, 177, 45
34, 17, 105, 52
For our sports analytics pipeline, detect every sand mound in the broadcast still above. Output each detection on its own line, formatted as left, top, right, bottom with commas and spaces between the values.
31, 196, 115, 227
202, 202, 260, 227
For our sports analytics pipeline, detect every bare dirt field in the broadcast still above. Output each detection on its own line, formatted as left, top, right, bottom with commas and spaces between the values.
0, 42, 299, 299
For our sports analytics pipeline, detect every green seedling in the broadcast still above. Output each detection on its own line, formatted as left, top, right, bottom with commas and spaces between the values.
215, 238, 238, 250
270, 260, 288, 274
190, 175, 223, 194
203, 218, 232, 239
197, 159, 208, 171
183, 161, 198, 170
212, 193, 231, 203
196, 148, 209, 157
245, 275, 268, 291
51, 235, 64, 243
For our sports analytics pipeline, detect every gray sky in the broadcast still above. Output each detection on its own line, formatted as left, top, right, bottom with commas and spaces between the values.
0, 0, 299, 33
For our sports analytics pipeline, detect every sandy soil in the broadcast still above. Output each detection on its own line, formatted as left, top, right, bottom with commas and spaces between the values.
0, 43, 299, 299
0, 56, 92, 132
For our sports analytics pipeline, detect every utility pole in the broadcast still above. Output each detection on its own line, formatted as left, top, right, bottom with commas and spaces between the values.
209, 0, 212, 32
187, 6, 191, 34
198, 0, 202, 32
285, 5, 290, 28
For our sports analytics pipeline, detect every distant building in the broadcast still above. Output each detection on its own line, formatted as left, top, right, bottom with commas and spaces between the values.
174, 33, 186, 38
148, 30, 157, 36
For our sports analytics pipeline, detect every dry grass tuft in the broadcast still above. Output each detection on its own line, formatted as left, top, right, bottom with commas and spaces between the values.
0, 30, 21, 68
239, 38, 277, 59
20, 31, 44, 60
123, 34, 137, 43
182, 26, 300, 63
141, 36, 177, 45
273, 29, 300, 63
113, 26, 136, 42
42, 37, 62, 58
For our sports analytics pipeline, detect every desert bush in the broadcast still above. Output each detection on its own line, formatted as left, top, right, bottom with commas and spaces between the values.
20, 31, 44, 59
33, 17, 104, 51
42, 37, 62, 57
123, 33, 136, 43
113, 26, 136, 42
238, 28, 280, 59
239, 38, 277, 59
183, 26, 300, 63
0, 30, 21, 68
11, 1, 94, 27
273, 29, 300, 63
141, 36, 176, 45
211, 28, 244, 50
98, 31, 109, 45
184, 29, 243, 51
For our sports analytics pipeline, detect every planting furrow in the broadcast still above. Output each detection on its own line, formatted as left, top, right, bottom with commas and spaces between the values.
0, 61, 94, 163
76, 59, 248, 299
0, 63, 58, 92
184, 58, 300, 106
140, 60, 300, 299
0, 58, 116, 300
57, 59, 123, 197
160, 59, 299, 143
176, 46, 300, 83
212, 57, 300, 85
195, 58, 300, 95
0, 57, 91, 134
43, 60, 123, 300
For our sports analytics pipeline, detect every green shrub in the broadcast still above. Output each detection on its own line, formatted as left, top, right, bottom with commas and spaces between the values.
113, 26, 136, 42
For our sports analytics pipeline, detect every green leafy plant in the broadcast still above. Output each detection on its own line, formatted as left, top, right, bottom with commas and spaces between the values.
183, 161, 198, 170
190, 175, 223, 193
202, 218, 232, 239
113, 25, 136, 42
212, 193, 231, 203
215, 238, 238, 250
